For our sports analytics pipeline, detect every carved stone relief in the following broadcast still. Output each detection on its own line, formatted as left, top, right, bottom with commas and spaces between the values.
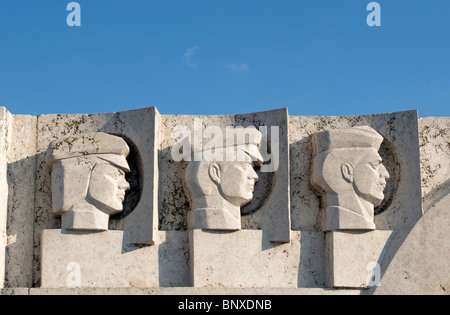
310, 126, 390, 231
0, 106, 433, 293
184, 127, 264, 231
160, 108, 291, 243
46, 132, 131, 231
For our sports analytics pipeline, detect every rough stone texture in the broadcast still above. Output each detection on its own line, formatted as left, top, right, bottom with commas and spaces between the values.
289, 111, 423, 232
0, 288, 29, 295
432, 280, 450, 295
326, 230, 392, 289
190, 230, 324, 288
419, 117, 450, 203
373, 183, 450, 295
27, 287, 360, 295
25, 287, 360, 295
5, 114, 37, 288
41, 230, 189, 288
0, 107, 13, 287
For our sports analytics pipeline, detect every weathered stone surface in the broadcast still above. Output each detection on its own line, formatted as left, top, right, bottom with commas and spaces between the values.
373, 183, 450, 295
41, 230, 189, 288
0, 288, 29, 295
326, 230, 392, 289
189, 230, 324, 288
28, 287, 359, 295
419, 117, 450, 203
0, 106, 447, 295
0, 107, 12, 288
5, 114, 37, 288
41, 229, 158, 288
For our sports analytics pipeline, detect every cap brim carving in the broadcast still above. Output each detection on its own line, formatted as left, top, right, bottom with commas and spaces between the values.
46, 133, 130, 170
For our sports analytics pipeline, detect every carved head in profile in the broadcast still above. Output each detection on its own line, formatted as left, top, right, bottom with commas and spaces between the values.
184, 128, 264, 231
46, 133, 131, 231
311, 126, 390, 231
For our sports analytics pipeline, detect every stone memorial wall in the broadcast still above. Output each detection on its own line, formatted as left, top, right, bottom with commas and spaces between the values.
0, 106, 448, 295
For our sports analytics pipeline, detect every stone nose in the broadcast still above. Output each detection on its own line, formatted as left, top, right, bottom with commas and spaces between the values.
379, 163, 390, 180
248, 166, 259, 182
119, 177, 131, 191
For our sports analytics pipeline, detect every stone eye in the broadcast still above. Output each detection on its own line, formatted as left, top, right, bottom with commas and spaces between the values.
241, 163, 251, 171
370, 160, 382, 169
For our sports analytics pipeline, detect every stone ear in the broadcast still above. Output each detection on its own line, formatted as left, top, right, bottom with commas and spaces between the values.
209, 163, 221, 185
341, 163, 354, 183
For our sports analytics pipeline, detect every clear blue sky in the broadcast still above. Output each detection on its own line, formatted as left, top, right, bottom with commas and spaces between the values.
0, 0, 449, 117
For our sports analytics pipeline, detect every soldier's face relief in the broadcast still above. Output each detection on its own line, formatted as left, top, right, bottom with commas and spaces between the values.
352, 149, 390, 206
218, 159, 259, 207
88, 163, 131, 214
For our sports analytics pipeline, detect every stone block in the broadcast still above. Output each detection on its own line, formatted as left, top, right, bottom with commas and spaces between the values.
290, 110, 423, 231
0, 288, 29, 295
189, 230, 324, 288
3, 113, 37, 288
326, 230, 392, 289
102, 107, 161, 246
40, 230, 190, 288
0, 107, 12, 288
27, 287, 360, 295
